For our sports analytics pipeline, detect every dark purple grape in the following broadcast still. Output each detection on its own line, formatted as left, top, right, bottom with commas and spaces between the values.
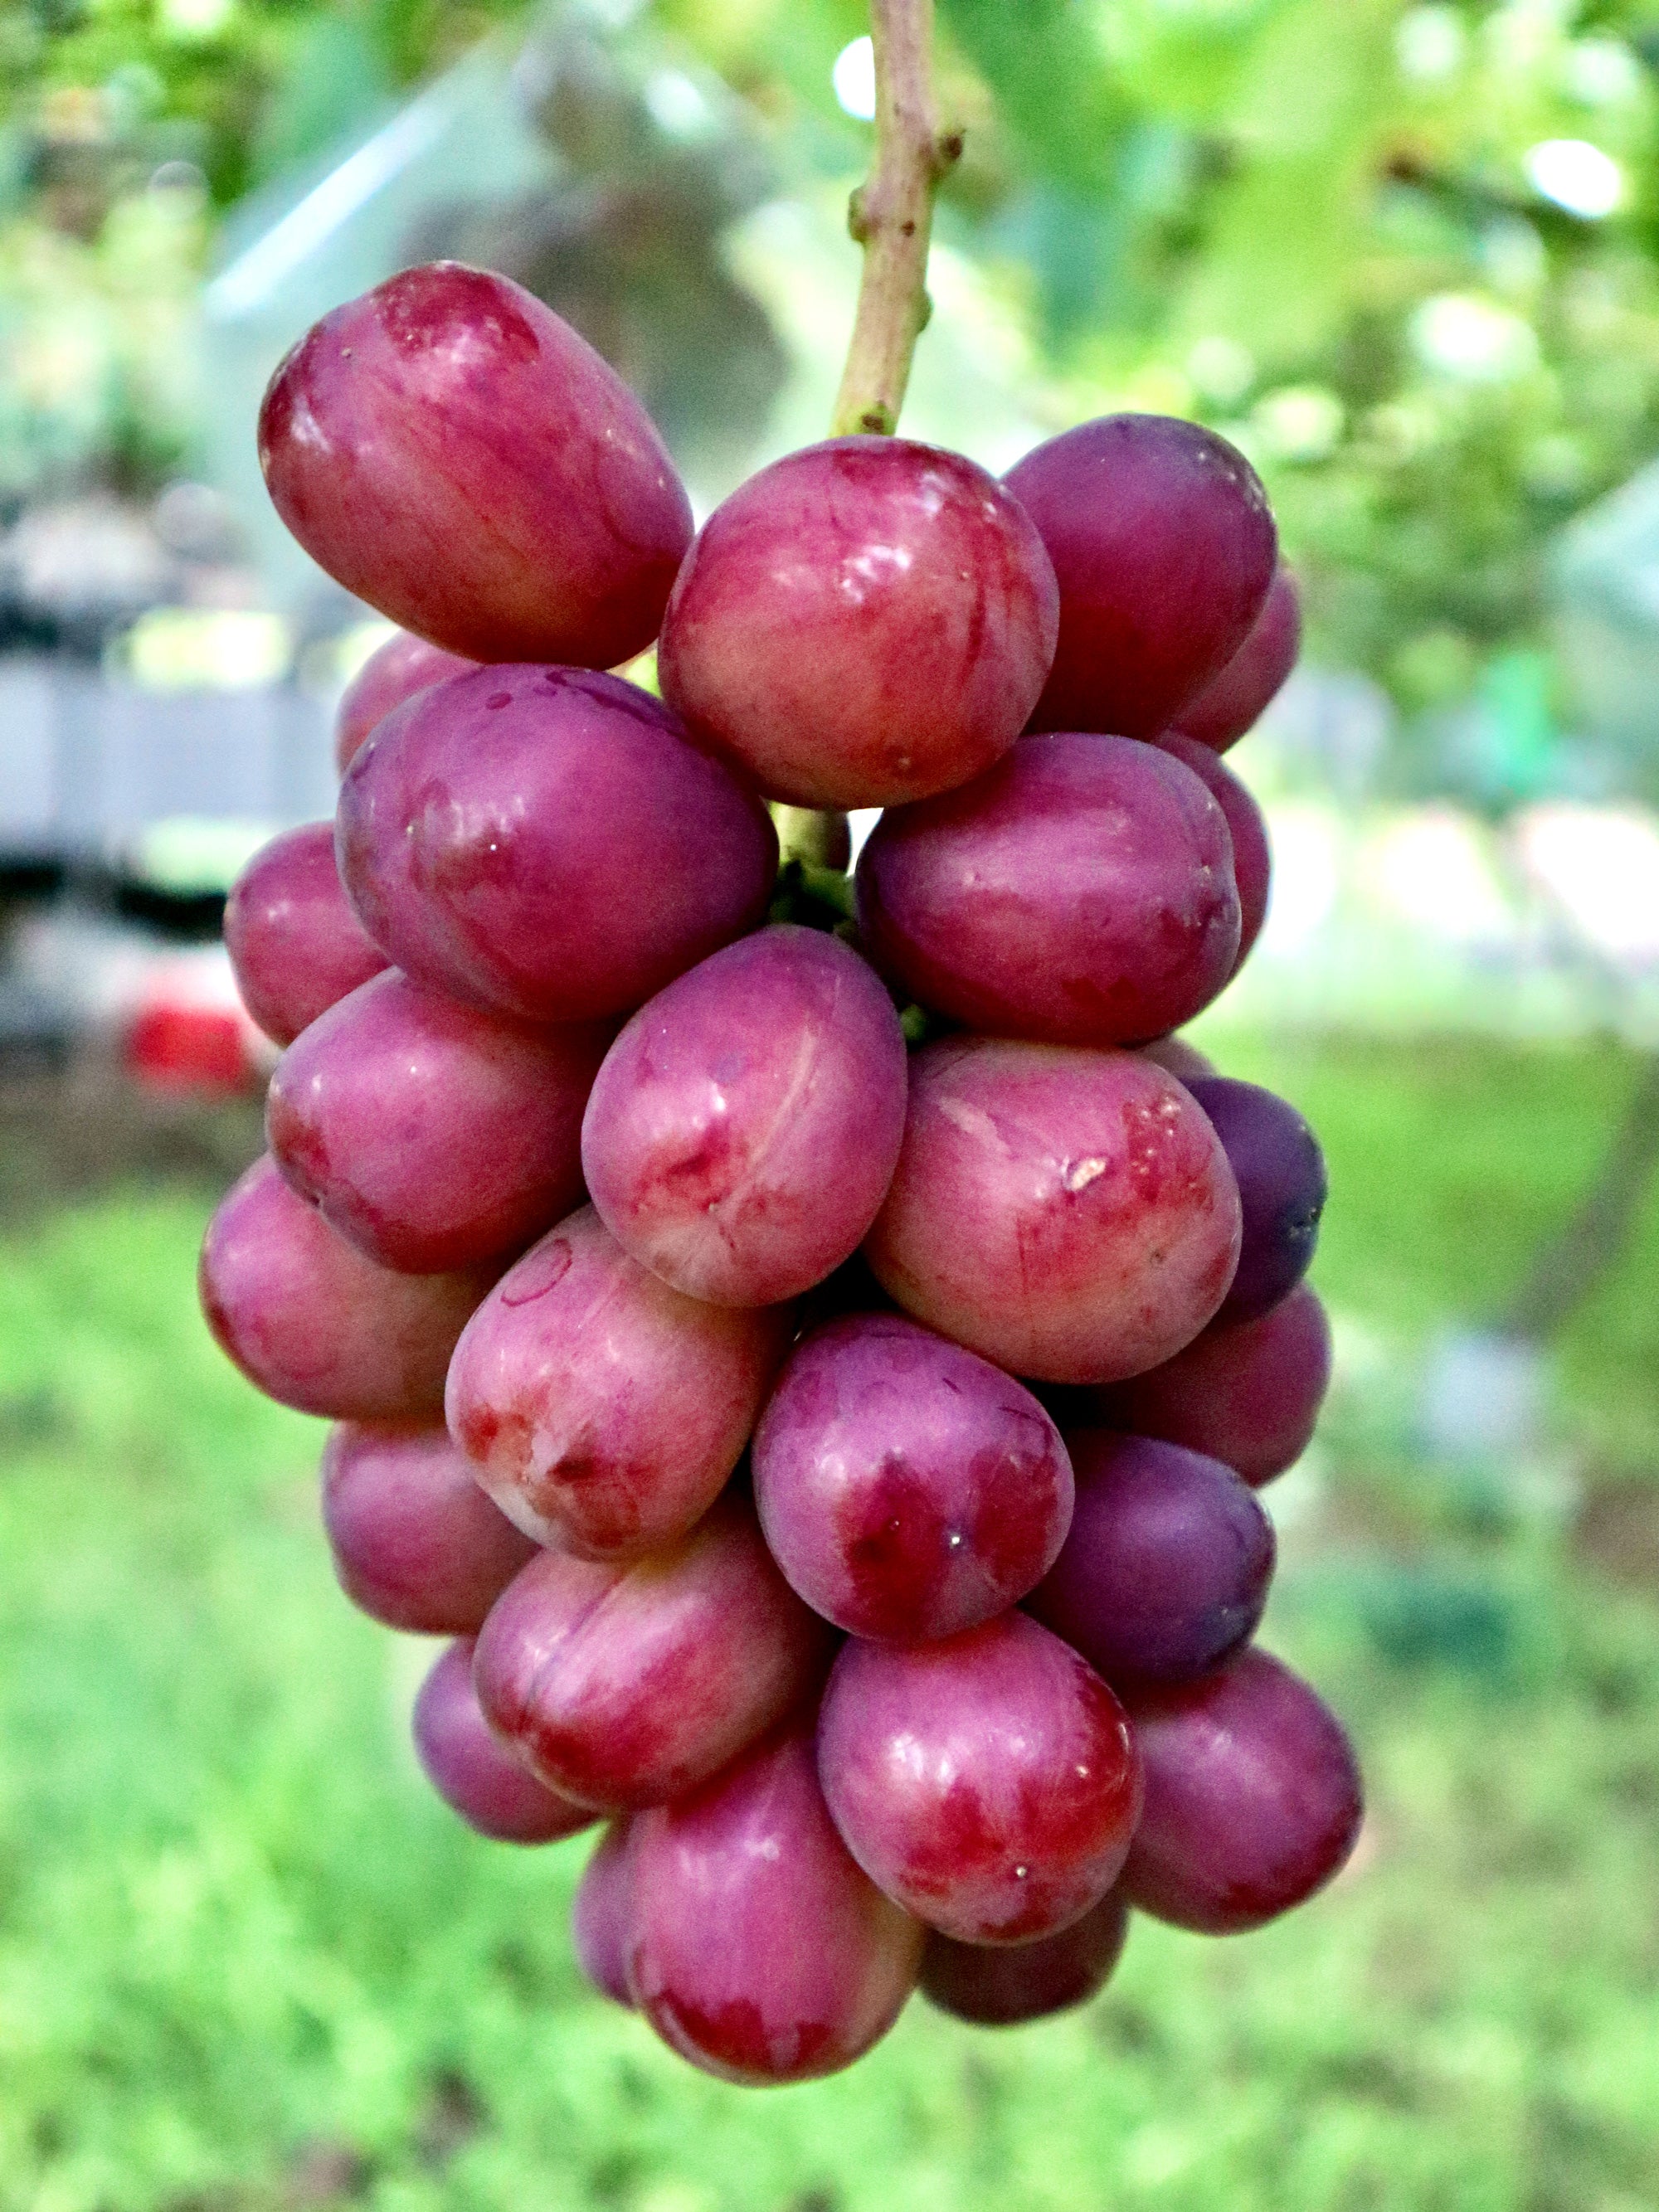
1025, 1432, 1274, 1686
572, 1821, 637, 2006
1006, 415, 1277, 738
472, 1490, 833, 1812
412, 1640, 596, 1846
1138, 1036, 1217, 1082
1184, 1079, 1326, 1324
817, 1613, 1141, 1945
753, 1312, 1073, 1641
320, 1420, 536, 1634
581, 926, 907, 1306
1121, 1649, 1363, 1933
627, 1723, 922, 2083
336, 665, 776, 1026
659, 437, 1058, 807
1170, 563, 1301, 754
1152, 731, 1271, 975
259, 263, 693, 666
266, 970, 609, 1273
334, 630, 477, 774
856, 733, 1241, 1046
223, 824, 388, 1048
919, 1886, 1129, 2027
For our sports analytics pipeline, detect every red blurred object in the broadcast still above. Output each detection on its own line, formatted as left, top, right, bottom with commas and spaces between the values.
124, 997, 259, 1094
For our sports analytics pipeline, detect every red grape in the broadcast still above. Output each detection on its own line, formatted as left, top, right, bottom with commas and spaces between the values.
267, 970, 609, 1273
446, 1206, 792, 1560
1170, 563, 1301, 755
199, 1156, 490, 1420
1121, 1649, 1363, 1933
223, 824, 387, 1048
320, 1420, 536, 1635
1025, 1431, 1274, 1686
259, 263, 693, 665
864, 1038, 1242, 1383
856, 732, 1241, 1045
581, 926, 907, 1306
334, 630, 477, 774
1152, 731, 1271, 976
1092, 1281, 1331, 1485
1185, 1078, 1326, 1324
658, 437, 1059, 807
336, 665, 777, 1025
1007, 416, 1277, 738
412, 1639, 596, 1845
817, 1613, 1141, 1944
753, 1312, 1073, 1641
919, 1886, 1129, 2027
627, 1723, 922, 2083
572, 1820, 637, 2006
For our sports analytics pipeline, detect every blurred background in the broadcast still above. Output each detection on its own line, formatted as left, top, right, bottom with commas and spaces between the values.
2, 1, 1659, 2205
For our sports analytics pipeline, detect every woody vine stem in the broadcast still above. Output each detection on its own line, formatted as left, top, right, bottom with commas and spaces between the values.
830, 0, 962, 439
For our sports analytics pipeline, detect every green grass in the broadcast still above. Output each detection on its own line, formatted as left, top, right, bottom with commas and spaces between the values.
2, 1034, 1658, 2212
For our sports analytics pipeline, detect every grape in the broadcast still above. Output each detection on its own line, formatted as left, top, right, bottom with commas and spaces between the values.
446, 1205, 792, 1559
319, 1420, 536, 1634
1025, 1431, 1274, 1687
627, 1723, 923, 2083
1170, 564, 1301, 755
1121, 1649, 1363, 1933
1006, 416, 1277, 739
258, 263, 693, 666
658, 437, 1059, 808
919, 1886, 1129, 2028
1152, 732, 1271, 976
581, 926, 907, 1307
817, 1613, 1141, 1944
223, 824, 388, 1048
855, 732, 1241, 1046
1089, 1284, 1331, 1486
199, 1156, 490, 1420
337, 665, 777, 1026
1185, 1078, 1326, 1325
864, 1038, 1242, 1383
572, 1821, 637, 2006
473, 1489, 833, 1811
1139, 1036, 1217, 1082
412, 1639, 596, 1845
753, 1312, 1073, 1642
334, 630, 477, 774
267, 970, 610, 1273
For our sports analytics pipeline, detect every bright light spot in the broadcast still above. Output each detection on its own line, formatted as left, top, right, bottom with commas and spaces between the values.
160, 0, 232, 35
1525, 139, 1623, 220
1411, 294, 1540, 382
1564, 38, 1641, 109
1252, 386, 1345, 462
1395, 6, 1464, 83
1362, 809, 1513, 945
643, 69, 710, 139
1187, 334, 1255, 406
1515, 804, 1659, 967
833, 36, 877, 121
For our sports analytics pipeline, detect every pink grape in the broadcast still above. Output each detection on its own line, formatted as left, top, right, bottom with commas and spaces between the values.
753, 1312, 1073, 1642
572, 1821, 637, 2006
1121, 1649, 1363, 1933
1185, 1078, 1326, 1324
1006, 416, 1277, 738
267, 970, 609, 1273
258, 263, 693, 665
627, 1723, 923, 2083
864, 1038, 1242, 1383
1152, 731, 1271, 975
817, 1613, 1142, 1944
412, 1638, 596, 1845
581, 926, 907, 1307
446, 1205, 792, 1559
855, 733, 1241, 1046
472, 1490, 833, 1811
334, 630, 478, 774
223, 824, 387, 1048
319, 1420, 536, 1634
336, 665, 777, 1025
1170, 563, 1301, 754
199, 1156, 490, 1420
1091, 1281, 1332, 1485
1025, 1432, 1274, 1686
919, 1886, 1129, 2028
658, 437, 1059, 807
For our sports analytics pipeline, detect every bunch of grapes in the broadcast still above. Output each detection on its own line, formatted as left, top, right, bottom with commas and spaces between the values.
206, 260, 1360, 2088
